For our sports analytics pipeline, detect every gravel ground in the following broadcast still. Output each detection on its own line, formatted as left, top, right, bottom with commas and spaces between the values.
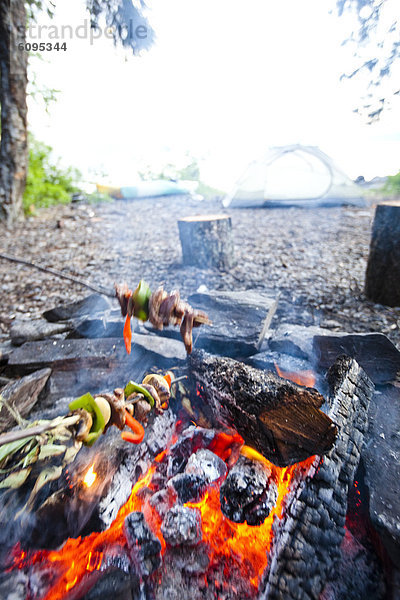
0, 196, 399, 349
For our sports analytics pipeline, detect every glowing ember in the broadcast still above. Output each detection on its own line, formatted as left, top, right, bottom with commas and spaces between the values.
274, 362, 316, 388
8, 433, 318, 599
83, 465, 97, 488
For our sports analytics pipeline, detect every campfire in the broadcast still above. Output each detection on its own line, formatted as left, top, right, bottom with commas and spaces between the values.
0, 284, 394, 600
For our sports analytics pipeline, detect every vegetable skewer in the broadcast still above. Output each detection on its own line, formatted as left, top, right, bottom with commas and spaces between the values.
115, 280, 211, 355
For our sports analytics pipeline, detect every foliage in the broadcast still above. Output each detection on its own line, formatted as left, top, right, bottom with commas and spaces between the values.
382, 170, 400, 195
23, 135, 81, 214
337, 0, 400, 121
86, 0, 154, 54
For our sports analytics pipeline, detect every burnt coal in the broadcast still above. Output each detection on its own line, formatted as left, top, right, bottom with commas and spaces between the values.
168, 542, 210, 575
220, 456, 278, 525
184, 449, 227, 485
161, 505, 202, 546
168, 473, 207, 503
166, 426, 216, 478
81, 568, 133, 600
148, 487, 177, 520
124, 512, 161, 577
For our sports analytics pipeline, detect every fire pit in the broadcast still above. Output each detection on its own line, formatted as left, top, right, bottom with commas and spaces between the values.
0, 319, 386, 600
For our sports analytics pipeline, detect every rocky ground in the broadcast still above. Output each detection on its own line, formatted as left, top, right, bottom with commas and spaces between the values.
0, 195, 399, 348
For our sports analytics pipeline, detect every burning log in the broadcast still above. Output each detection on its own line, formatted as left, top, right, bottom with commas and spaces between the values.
189, 350, 337, 467
260, 356, 375, 600
177, 214, 234, 270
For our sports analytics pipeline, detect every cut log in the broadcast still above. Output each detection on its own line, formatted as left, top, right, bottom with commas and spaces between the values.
177, 214, 234, 270
0, 368, 51, 432
365, 201, 400, 306
189, 350, 337, 467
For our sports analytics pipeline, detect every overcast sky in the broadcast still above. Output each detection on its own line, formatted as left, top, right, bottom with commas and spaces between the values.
28, 0, 400, 190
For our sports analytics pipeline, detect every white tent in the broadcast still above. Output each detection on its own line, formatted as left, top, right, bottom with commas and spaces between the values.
223, 145, 367, 208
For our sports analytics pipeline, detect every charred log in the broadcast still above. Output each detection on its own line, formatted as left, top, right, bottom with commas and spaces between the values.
260, 356, 375, 600
189, 350, 337, 467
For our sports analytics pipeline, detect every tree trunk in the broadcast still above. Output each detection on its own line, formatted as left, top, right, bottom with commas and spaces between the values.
178, 214, 234, 270
0, 0, 28, 225
365, 201, 400, 306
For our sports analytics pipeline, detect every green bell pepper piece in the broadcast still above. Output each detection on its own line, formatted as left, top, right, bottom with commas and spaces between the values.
124, 380, 154, 408
132, 279, 151, 322
68, 392, 106, 446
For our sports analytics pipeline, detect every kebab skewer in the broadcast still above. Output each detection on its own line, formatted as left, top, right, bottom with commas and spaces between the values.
0, 372, 175, 499
115, 280, 211, 355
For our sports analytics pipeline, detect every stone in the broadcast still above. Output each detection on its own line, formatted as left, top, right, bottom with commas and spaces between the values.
145, 289, 277, 358
0, 368, 51, 432
43, 293, 113, 322
10, 319, 71, 346
161, 505, 202, 546
314, 332, 400, 385
5, 334, 186, 405
365, 201, 400, 306
268, 323, 331, 360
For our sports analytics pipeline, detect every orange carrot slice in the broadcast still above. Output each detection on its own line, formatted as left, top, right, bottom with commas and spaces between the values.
163, 372, 172, 387
123, 314, 132, 354
122, 410, 145, 443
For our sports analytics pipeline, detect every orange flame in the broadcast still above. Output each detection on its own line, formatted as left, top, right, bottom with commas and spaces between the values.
274, 362, 316, 388
9, 436, 318, 599
186, 455, 316, 586
83, 465, 97, 488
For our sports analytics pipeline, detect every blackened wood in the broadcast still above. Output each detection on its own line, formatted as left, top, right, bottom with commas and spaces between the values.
178, 214, 234, 270
260, 356, 374, 600
189, 350, 337, 467
365, 201, 400, 306
0, 368, 51, 432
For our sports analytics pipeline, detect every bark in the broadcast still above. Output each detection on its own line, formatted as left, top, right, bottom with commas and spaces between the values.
178, 214, 235, 270
189, 350, 338, 467
0, 0, 28, 225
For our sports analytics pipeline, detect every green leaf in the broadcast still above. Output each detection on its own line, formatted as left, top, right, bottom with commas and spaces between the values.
38, 444, 67, 460
0, 468, 32, 489
0, 437, 34, 466
62, 441, 82, 466
25, 465, 63, 510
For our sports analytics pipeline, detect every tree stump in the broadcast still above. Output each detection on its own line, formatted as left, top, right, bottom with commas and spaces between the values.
365, 201, 400, 306
178, 214, 234, 270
